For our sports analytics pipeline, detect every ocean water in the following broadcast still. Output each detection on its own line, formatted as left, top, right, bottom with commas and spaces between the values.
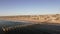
0, 20, 60, 34
0, 20, 32, 29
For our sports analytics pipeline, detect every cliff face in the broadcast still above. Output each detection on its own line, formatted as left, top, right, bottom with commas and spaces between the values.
0, 14, 60, 23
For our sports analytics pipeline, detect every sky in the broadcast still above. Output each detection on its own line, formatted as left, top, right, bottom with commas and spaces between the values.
0, 0, 60, 16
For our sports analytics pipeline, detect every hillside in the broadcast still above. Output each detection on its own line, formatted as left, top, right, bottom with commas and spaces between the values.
0, 14, 60, 24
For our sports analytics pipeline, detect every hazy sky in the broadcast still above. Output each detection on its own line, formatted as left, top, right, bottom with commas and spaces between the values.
0, 0, 60, 16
